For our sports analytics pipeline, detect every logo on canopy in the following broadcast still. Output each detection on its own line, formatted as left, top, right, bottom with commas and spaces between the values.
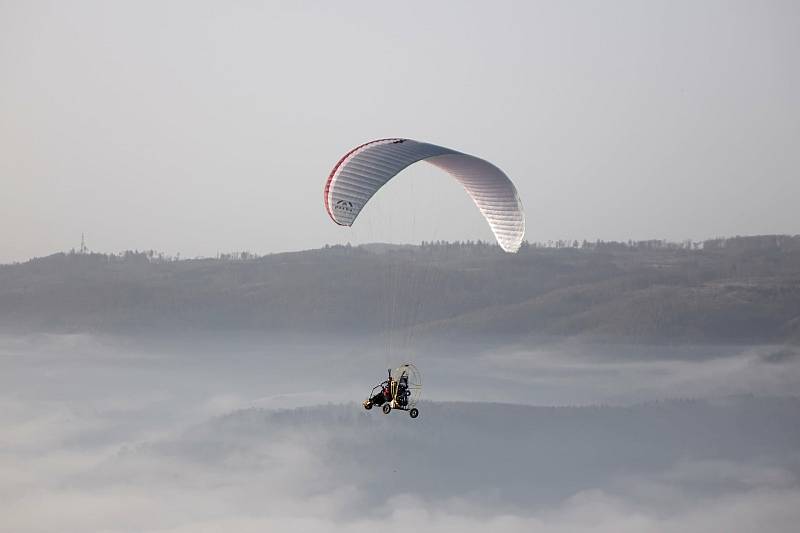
334, 200, 356, 214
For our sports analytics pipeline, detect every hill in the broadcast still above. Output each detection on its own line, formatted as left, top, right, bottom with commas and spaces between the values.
127, 397, 800, 508
2, 235, 800, 344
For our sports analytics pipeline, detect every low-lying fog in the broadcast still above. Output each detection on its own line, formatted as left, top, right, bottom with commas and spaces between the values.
2, 334, 799, 532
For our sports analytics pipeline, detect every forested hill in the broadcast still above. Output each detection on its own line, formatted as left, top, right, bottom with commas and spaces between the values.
2, 235, 800, 344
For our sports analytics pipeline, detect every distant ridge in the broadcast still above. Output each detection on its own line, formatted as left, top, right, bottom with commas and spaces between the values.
159, 397, 800, 506
2, 235, 799, 344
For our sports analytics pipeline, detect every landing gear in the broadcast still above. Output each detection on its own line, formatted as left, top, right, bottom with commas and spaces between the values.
409, 408, 419, 419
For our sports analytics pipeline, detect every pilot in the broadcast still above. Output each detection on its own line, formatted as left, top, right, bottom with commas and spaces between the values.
396, 375, 409, 406
367, 378, 392, 407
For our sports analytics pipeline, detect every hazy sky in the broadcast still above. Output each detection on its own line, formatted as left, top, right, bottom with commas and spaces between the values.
1, 0, 798, 263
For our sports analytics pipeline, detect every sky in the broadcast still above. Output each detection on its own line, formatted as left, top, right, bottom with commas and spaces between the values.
1, 0, 798, 263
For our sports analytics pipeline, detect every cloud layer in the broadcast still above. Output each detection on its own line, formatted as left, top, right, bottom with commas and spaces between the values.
2, 335, 799, 532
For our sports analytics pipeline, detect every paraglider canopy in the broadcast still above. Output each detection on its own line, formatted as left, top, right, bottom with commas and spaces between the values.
324, 138, 525, 252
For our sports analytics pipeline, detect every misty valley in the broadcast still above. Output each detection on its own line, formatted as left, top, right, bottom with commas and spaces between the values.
2, 238, 799, 531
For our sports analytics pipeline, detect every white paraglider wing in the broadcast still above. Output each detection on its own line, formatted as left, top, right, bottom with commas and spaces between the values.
324, 138, 525, 253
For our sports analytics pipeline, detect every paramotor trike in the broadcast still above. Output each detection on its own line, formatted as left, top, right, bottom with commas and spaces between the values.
362, 363, 422, 419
